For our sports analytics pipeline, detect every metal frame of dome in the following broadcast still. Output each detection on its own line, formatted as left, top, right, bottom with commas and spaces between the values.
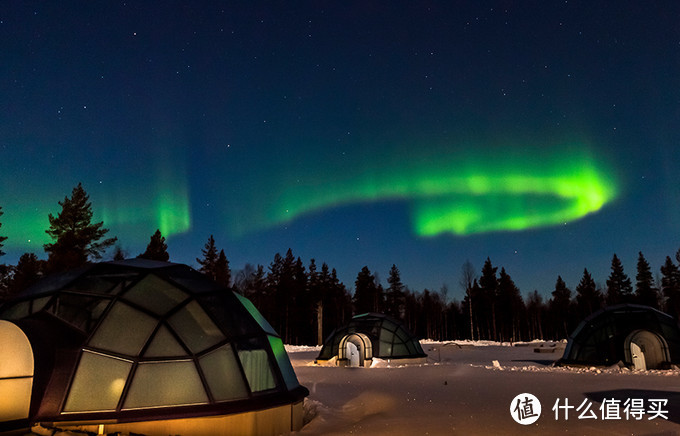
316, 312, 427, 366
559, 304, 680, 369
0, 259, 308, 435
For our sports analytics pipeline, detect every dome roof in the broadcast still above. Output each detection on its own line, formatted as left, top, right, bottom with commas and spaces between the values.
561, 304, 680, 366
317, 312, 426, 361
0, 259, 307, 428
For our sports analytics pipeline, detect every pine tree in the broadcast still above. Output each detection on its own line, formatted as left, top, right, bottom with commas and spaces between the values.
576, 268, 601, 317
138, 229, 169, 261
526, 290, 544, 340
196, 235, 218, 277
214, 249, 231, 288
459, 260, 477, 340
386, 264, 406, 319
635, 251, 658, 308
549, 275, 572, 338
44, 183, 117, 272
661, 256, 680, 318
9, 253, 44, 295
496, 267, 524, 342
0, 206, 7, 257
112, 245, 127, 261
605, 254, 633, 305
479, 258, 498, 340
353, 266, 381, 314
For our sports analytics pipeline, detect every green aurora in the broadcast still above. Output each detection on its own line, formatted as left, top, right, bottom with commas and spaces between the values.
2, 150, 191, 252
265, 144, 618, 237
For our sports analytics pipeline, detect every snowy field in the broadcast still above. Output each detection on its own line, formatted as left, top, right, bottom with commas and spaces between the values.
289, 341, 680, 435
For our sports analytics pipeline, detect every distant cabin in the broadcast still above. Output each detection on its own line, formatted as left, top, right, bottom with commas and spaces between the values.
316, 312, 427, 367
559, 304, 680, 370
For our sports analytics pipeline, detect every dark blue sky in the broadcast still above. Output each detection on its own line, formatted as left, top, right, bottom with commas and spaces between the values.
1, 1, 679, 300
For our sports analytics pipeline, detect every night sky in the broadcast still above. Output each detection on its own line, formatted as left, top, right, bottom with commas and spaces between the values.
1, 2, 679, 300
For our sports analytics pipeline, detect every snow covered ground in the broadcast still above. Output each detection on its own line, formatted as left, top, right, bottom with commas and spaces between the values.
290, 341, 680, 435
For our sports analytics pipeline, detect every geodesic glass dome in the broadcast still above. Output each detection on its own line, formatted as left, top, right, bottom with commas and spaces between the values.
0, 259, 307, 433
316, 313, 426, 364
560, 304, 680, 368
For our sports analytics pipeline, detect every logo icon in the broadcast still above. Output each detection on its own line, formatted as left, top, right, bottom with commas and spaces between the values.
510, 393, 541, 425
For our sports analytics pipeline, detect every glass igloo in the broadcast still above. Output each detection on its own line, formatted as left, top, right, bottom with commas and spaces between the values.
316, 312, 427, 367
0, 259, 308, 435
560, 304, 680, 370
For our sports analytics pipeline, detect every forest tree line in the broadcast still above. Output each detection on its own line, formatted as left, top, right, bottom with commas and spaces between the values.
1, 184, 680, 345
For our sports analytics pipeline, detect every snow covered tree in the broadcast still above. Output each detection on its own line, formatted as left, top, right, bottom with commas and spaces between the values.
635, 251, 658, 308
138, 229, 169, 261
44, 183, 117, 272
605, 254, 633, 305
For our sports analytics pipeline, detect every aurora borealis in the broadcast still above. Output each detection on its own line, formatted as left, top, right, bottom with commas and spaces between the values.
1, 2, 679, 295
262, 144, 617, 237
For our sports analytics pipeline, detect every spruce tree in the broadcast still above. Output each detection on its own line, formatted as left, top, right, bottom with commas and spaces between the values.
44, 183, 117, 272
353, 266, 380, 314
479, 258, 498, 340
386, 264, 406, 319
635, 251, 658, 308
0, 206, 7, 257
661, 256, 680, 318
138, 229, 169, 261
214, 249, 231, 288
9, 253, 44, 295
550, 275, 572, 338
459, 260, 477, 340
112, 245, 127, 261
576, 268, 601, 317
605, 254, 633, 305
196, 235, 218, 277
496, 267, 524, 342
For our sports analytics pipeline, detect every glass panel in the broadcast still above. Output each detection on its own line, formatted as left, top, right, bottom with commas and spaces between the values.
63, 351, 131, 412
124, 360, 208, 409
395, 328, 411, 342
168, 301, 225, 353
89, 302, 157, 356
393, 343, 408, 356
235, 293, 278, 335
49, 294, 108, 332
268, 336, 300, 390
31, 296, 52, 313
144, 325, 187, 357
0, 301, 30, 320
123, 274, 188, 316
382, 320, 399, 332
379, 329, 394, 344
237, 341, 276, 392
379, 340, 392, 356
199, 344, 249, 401
198, 294, 259, 338
69, 276, 119, 295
